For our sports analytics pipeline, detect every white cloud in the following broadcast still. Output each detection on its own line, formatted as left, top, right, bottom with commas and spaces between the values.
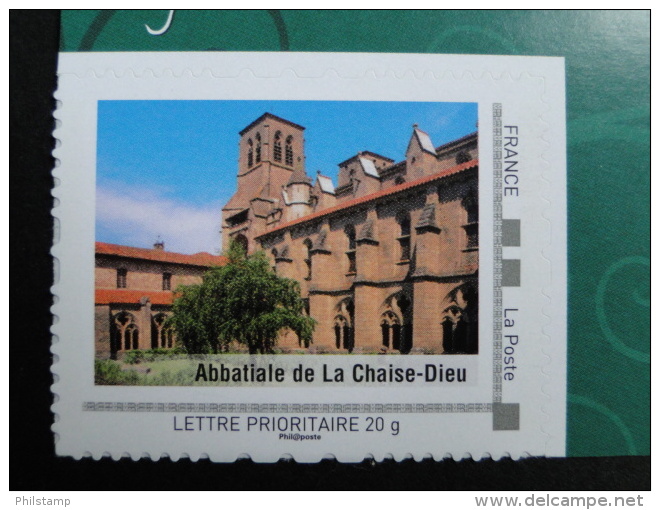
96, 183, 222, 255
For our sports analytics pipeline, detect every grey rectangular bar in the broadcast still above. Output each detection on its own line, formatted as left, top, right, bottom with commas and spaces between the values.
502, 259, 521, 287
502, 219, 521, 247
493, 403, 520, 431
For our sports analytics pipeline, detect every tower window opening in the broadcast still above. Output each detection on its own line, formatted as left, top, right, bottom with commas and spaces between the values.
247, 138, 253, 167
162, 272, 172, 291
255, 133, 262, 163
226, 209, 248, 228
273, 131, 282, 162
285, 135, 294, 166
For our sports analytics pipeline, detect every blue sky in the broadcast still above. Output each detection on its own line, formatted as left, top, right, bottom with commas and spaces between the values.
96, 100, 477, 254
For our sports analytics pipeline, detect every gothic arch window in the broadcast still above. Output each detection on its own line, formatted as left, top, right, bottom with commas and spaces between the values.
380, 311, 401, 350
111, 311, 139, 357
441, 283, 478, 354
116, 268, 127, 289
151, 313, 173, 349
397, 212, 411, 261
124, 324, 139, 350
381, 292, 413, 353
441, 313, 470, 354
397, 294, 413, 353
247, 138, 254, 167
255, 133, 262, 163
152, 313, 163, 348
285, 135, 294, 166
442, 317, 455, 353
303, 238, 313, 280
273, 131, 282, 162
234, 234, 248, 254
453, 317, 469, 353
334, 317, 344, 349
333, 315, 353, 352
345, 225, 356, 274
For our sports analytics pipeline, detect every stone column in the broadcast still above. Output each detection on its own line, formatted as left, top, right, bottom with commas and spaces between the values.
138, 296, 153, 350
309, 225, 333, 289
412, 188, 444, 353
412, 280, 444, 353
353, 208, 382, 352
95, 305, 111, 358
353, 285, 381, 352
355, 208, 379, 282
308, 224, 337, 352
309, 293, 338, 352
274, 231, 294, 279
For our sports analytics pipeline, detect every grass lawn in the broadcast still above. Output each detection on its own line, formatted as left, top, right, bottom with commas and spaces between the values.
96, 356, 204, 386
95, 355, 284, 386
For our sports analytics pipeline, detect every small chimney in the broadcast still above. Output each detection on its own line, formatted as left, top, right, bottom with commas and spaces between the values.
153, 237, 165, 251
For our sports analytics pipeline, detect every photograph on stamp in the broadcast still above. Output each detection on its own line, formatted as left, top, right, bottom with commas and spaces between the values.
94, 100, 479, 384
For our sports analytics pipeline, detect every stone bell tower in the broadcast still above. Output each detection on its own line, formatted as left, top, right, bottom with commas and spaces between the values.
222, 113, 306, 253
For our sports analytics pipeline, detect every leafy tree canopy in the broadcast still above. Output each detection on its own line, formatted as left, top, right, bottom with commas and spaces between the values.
169, 241, 315, 354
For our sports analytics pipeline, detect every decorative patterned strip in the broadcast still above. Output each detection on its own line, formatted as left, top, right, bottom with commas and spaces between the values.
492, 103, 503, 404
83, 402, 493, 413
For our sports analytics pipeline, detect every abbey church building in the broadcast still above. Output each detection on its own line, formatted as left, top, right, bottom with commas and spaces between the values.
222, 113, 479, 355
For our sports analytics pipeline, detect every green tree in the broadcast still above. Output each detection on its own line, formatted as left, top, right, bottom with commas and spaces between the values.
169, 241, 315, 354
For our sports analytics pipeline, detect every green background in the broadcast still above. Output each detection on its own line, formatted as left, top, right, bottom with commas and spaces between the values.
60, 10, 650, 457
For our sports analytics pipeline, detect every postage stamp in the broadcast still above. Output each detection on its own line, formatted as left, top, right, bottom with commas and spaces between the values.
52, 52, 567, 461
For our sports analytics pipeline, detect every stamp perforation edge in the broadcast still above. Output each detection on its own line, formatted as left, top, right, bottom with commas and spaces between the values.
51, 52, 567, 461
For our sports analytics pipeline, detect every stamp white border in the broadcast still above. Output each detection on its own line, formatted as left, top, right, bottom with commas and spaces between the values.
52, 52, 566, 462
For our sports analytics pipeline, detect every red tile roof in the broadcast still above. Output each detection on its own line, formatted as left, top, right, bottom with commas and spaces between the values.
95, 289, 175, 306
256, 159, 478, 238
95, 242, 226, 267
